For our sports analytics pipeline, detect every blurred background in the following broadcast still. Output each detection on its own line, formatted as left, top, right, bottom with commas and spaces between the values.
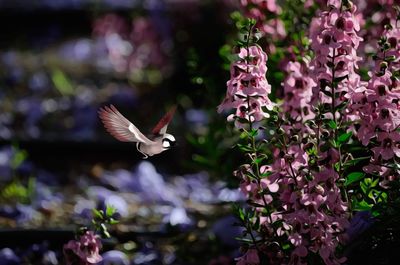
0, 0, 245, 264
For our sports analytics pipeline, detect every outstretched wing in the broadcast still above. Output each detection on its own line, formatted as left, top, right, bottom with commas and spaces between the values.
151, 105, 177, 136
98, 105, 154, 144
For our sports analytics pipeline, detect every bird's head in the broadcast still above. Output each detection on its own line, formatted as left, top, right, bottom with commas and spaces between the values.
162, 134, 176, 149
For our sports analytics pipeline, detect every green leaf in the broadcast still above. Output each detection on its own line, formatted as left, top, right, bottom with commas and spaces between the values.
253, 156, 265, 165
51, 69, 74, 96
282, 243, 291, 250
354, 200, 373, 211
239, 208, 245, 221
370, 178, 379, 188
364, 178, 372, 185
249, 129, 258, 137
345, 172, 365, 186
368, 189, 376, 200
93, 209, 103, 220
338, 132, 353, 143
377, 192, 388, 203
330, 139, 338, 148
236, 143, 253, 152
11, 148, 27, 169
240, 131, 248, 139
106, 204, 117, 217
109, 219, 119, 225
328, 120, 337, 130
360, 181, 368, 194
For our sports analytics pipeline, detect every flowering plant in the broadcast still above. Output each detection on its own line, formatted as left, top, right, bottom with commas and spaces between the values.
219, 1, 400, 264
63, 205, 119, 265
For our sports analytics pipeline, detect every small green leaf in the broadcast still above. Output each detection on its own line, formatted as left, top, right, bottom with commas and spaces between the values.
240, 131, 248, 139
249, 129, 258, 137
364, 178, 372, 185
282, 243, 291, 250
360, 181, 368, 194
377, 192, 388, 203
239, 208, 245, 221
11, 149, 27, 169
368, 189, 376, 200
370, 178, 379, 188
338, 132, 353, 143
253, 156, 265, 165
93, 209, 103, 220
106, 205, 117, 217
354, 200, 373, 211
345, 172, 365, 186
236, 143, 253, 152
328, 120, 337, 129
109, 219, 119, 225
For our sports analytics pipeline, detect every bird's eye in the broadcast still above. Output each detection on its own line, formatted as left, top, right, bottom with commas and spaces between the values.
162, 140, 171, 148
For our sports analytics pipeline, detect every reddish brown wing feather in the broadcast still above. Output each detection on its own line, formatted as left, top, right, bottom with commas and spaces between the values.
151, 105, 177, 135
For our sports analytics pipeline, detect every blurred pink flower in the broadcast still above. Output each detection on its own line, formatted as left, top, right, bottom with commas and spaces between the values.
63, 231, 102, 265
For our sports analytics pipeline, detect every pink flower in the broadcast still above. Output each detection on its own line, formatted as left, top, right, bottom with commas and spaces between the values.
371, 132, 400, 160
218, 45, 273, 127
310, 1, 364, 120
282, 61, 316, 122
355, 24, 400, 185
63, 231, 103, 265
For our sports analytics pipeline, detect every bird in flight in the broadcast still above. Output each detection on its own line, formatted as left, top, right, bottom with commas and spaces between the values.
99, 105, 176, 159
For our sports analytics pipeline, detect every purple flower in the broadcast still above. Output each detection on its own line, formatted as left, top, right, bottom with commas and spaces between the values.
100, 250, 129, 265
162, 207, 192, 226
0, 248, 20, 265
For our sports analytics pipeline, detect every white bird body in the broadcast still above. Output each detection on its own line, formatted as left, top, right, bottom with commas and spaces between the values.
136, 134, 176, 158
99, 105, 176, 158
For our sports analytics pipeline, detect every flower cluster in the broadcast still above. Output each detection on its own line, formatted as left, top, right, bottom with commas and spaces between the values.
354, 0, 397, 70
218, 45, 273, 128
282, 61, 316, 123
221, 1, 372, 264
309, 0, 364, 114
63, 231, 102, 265
356, 24, 400, 181
278, 161, 349, 265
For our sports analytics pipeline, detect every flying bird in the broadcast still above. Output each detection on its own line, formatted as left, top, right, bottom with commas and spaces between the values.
99, 105, 176, 159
